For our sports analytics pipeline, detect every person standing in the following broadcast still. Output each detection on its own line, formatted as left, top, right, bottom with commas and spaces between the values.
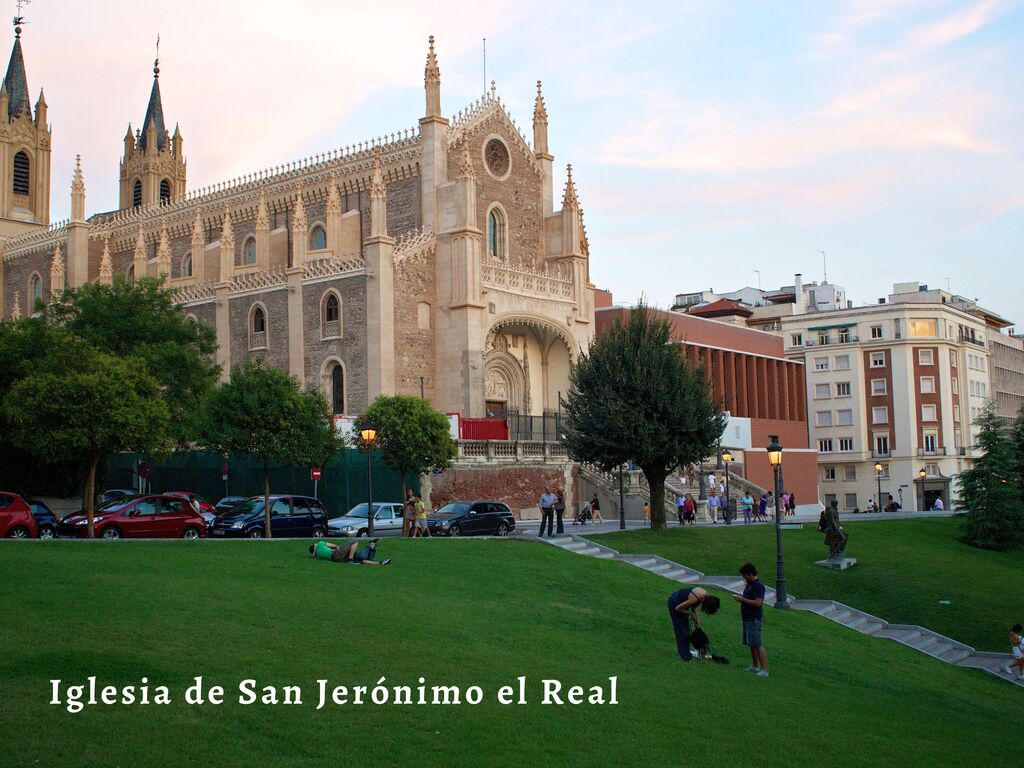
741, 492, 754, 525
757, 492, 768, 522
537, 487, 556, 538
676, 493, 686, 525
719, 491, 731, 525
683, 493, 696, 525
554, 490, 566, 534
590, 493, 604, 525
413, 494, 431, 537
402, 490, 416, 537
707, 492, 720, 524
667, 587, 721, 662
732, 562, 768, 677
642, 501, 651, 527
787, 492, 796, 516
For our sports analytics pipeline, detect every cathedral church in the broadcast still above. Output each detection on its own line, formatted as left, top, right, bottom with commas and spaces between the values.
0, 23, 596, 421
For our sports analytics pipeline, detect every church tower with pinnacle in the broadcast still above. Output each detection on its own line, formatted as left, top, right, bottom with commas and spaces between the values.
0, 16, 51, 236
118, 46, 186, 209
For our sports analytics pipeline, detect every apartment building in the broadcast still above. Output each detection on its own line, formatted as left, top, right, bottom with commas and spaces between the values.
989, 331, 1024, 422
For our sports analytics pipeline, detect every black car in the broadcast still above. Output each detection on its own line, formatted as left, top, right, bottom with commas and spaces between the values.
209, 495, 328, 539
215, 496, 247, 514
427, 500, 516, 537
24, 498, 59, 539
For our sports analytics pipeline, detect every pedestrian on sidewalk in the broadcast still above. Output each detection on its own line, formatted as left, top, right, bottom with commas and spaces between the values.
642, 501, 651, 527
719, 491, 731, 525
1007, 624, 1024, 680
733, 562, 768, 677
741, 492, 754, 525
676, 493, 686, 525
413, 494, 431, 537
554, 490, 566, 534
537, 487, 556, 538
786, 492, 796, 516
932, 497, 944, 511
757, 492, 768, 523
708, 492, 720, 524
667, 586, 721, 662
590, 493, 604, 525
402, 490, 416, 537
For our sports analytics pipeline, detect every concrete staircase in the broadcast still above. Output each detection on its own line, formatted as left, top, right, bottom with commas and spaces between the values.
540, 533, 1023, 689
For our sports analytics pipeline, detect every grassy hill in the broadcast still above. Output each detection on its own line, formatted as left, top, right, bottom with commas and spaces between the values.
0, 537, 1019, 767
594, 517, 1022, 652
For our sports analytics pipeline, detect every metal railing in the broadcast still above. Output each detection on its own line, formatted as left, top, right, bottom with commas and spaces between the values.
917, 447, 947, 457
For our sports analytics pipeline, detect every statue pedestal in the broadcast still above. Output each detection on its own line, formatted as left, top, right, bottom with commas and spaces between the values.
815, 557, 857, 570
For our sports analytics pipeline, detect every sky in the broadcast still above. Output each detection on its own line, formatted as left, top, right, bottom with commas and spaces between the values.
14, 0, 1024, 323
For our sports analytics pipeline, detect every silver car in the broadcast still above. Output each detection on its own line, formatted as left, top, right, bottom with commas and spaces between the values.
327, 502, 405, 537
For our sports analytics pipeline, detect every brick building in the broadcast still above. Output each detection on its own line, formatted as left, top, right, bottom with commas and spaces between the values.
596, 304, 819, 512
0, 28, 595, 423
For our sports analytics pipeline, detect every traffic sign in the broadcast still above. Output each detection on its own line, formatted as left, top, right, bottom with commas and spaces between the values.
311, 468, 322, 481
138, 461, 152, 479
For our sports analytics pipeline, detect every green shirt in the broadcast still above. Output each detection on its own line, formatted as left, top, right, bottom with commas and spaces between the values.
314, 540, 335, 560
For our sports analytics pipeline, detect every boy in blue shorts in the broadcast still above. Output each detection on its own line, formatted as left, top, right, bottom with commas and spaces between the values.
733, 562, 767, 677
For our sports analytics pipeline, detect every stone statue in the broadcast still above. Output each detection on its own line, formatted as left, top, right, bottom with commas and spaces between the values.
820, 502, 848, 560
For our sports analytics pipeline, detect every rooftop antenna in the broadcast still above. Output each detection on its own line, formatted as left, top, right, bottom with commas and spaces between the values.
943, 276, 951, 292
819, 250, 827, 283
754, 269, 761, 291
13, 0, 29, 36
155, 33, 160, 71
482, 37, 486, 96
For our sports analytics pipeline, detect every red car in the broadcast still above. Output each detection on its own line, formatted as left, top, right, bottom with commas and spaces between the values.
0, 492, 38, 538
58, 495, 206, 539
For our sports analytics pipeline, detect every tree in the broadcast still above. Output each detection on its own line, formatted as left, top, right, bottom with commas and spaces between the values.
562, 303, 726, 530
957, 404, 1024, 551
1010, 404, 1024, 503
202, 358, 342, 537
358, 395, 457, 504
46, 276, 219, 446
2, 332, 172, 537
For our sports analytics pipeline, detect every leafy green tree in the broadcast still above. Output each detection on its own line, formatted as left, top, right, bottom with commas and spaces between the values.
958, 404, 1024, 551
46, 276, 219, 446
202, 358, 342, 537
3, 332, 172, 537
562, 303, 726, 530
358, 395, 457, 503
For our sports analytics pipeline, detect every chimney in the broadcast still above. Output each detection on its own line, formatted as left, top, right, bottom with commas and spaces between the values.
794, 273, 805, 313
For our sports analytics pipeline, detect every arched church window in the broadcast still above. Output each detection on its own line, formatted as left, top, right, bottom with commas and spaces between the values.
331, 364, 345, 415
487, 205, 507, 260
243, 237, 257, 265
321, 291, 341, 339
13, 151, 30, 196
253, 306, 266, 333
249, 304, 268, 350
29, 273, 42, 307
181, 252, 192, 278
126, 264, 135, 281
132, 179, 142, 208
160, 179, 171, 204
309, 225, 327, 251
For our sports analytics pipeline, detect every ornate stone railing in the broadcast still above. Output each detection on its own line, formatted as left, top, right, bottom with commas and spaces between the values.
304, 254, 366, 279
393, 227, 435, 265
174, 282, 216, 304
2, 219, 70, 261
456, 440, 569, 463
483, 258, 574, 299
230, 268, 289, 294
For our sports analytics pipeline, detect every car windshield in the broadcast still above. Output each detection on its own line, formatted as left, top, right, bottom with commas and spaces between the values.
344, 503, 386, 519
435, 502, 473, 515
101, 499, 140, 513
224, 498, 265, 516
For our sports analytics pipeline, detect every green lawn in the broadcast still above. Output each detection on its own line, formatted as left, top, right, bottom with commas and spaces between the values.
0, 538, 1020, 768
594, 517, 1022, 652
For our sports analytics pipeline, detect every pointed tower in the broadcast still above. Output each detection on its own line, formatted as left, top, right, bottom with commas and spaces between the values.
419, 35, 449, 232
533, 81, 554, 214
364, 147, 396, 400
66, 155, 91, 288
119, 50, 186, 209
0, 19, 52, 235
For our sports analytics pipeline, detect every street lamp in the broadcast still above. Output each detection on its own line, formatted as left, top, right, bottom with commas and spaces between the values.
721, 449, 733, 525
918, 467, 927, 511
767, 437, 788, 609
874, 462, 883, 511
360, 423, 378, 536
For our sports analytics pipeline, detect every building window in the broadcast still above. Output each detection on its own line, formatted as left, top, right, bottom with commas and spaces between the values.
870, 325, 883, 339
918, 348, 934, 366
417, 302, 431, 330
877, 462, 890, 478
159, 178, 171, 204
839, 437, 854, 452
843, 465, 857, 481
844, 493, 858, 510
12, 150, 30, 196
321, 291, 342, 340
872, 406, 889, 424
818, 439, 833, 453
28, 272, 42, 308
837, 327, 852, 343
870, 351, 886, 368
815, 383, 830, 399
834, 354, 850, 370
871, 378, 887, 396
486, 205, 507, 260
818, 332, 831, 346
951, 378, 959, 395
816, 411, 833, 427
953, 404, 960, 422
922, 432, 938, 454
836, 409, 853, 426
920, 376, 935, 394
926, 462, 939, 476
249, 305, 267, 350
132, 179, 142, 208
921, 404, 937, 422
242, 237, 257, 265
330, 363, 345, 415
823, 467, 836, 482
835, 382, 851, 397
874, 433, 890, 457
181, 252, 192, 278
950, 349, 957, 367
814, 356, 829, 371
909, 319, 936, 338
309, 225, 327, 251
790, 333, 803, 347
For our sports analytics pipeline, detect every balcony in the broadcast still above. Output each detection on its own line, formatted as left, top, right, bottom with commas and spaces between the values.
917, 447, 947, 457
871, 449, 891, 459
958, 334, 985, 348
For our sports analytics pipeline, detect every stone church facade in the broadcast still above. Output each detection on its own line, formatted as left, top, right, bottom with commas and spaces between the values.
0, 28, 596, 421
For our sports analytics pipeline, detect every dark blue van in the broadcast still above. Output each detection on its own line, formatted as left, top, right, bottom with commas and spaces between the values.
208, 495, 328, 539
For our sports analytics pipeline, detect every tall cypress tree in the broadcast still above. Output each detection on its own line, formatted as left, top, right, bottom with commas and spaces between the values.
958, 404, 1024, 551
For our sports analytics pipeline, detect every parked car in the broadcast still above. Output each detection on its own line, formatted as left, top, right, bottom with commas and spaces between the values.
24, 498, 59, 539
209, 495, 328, 539
327, 502, 404, 537
58, 495, 207, 539
100, 488, 139, 504
427, 500, 516, 537
0, 492, 39, 538
215, 496, 247, 515
165, 491, 218, 528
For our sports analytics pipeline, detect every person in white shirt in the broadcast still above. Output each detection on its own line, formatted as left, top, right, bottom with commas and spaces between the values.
932, 497, 944, 510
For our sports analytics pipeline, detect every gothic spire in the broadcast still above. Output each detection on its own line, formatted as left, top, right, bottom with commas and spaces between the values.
533, 80, 549, 156
424, 35, 441, 118
4, 18, 32, 119
139, 52, 167, 152
561, 163, 579, 211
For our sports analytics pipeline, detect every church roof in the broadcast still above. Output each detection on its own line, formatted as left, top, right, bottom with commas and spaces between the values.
138, 72, 167, 152
4, 35, 31, 119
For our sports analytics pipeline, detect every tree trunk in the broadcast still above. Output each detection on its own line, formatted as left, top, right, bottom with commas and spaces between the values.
85, 455, 98, 539
401, 475, 409, 537
643, 465, 669, 531
263, 458, 272, 539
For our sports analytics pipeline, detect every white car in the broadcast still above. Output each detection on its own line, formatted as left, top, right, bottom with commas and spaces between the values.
327, 502, 405, 537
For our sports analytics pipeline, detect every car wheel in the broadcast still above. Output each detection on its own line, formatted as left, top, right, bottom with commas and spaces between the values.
247, 529, 264, 539
6, 526, 30, 539
181, 526, 201, 540
38, 525, 57, 540
312, 527, 326, 539
357, 529, 368, 538
449, 524, 461, 537
495, 522, 508, 536
100, 527, 122, 540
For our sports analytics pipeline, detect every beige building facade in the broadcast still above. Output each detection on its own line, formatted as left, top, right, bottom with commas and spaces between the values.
0, 30, 595, 422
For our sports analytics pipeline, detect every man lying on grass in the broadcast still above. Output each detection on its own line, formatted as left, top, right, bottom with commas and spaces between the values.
311, 539, 391, 565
